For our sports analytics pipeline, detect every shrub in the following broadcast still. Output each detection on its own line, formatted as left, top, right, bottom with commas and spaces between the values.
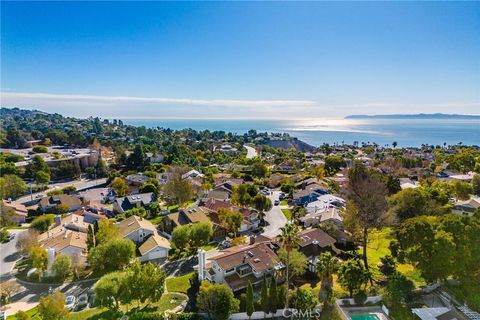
32, 145, 48, 153
31, 214, 54, 232
354, 290, 367, 305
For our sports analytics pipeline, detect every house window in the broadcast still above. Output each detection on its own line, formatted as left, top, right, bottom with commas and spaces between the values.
225, 267, 234, 273
237, 264, 252, 276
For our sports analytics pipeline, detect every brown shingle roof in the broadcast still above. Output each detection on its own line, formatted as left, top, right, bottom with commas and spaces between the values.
117, 215, 156, 238
39, 230, 87, 252
212, 242, 279, 273
298, 228, 336, 248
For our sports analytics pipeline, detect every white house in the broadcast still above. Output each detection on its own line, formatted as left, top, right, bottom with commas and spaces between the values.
138, 234, 171, 262
117, 215, 157, 244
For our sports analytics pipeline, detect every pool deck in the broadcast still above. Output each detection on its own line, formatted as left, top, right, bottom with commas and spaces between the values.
336, 305, 391, 320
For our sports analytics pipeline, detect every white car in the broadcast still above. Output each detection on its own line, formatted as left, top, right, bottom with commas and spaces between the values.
65, 295, 76, 310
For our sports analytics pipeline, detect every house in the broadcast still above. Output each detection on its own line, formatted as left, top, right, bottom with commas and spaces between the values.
198, 240, 284, 292
306, 194, 345, 210
38, 194, 83, 213
205, 184, 232, 201
293, 189, 321, 206
213, 174, 244, 187
117, 215, 157, 244
1, 200, 28, 224
451, 197, 480, 216
399, 178, 420, 189
113, 192, 156, 214
162, 207, 227, 240
138, 234, 171, 262
146, 152, 164, 164
275, 161, 296, 173
295, 178, 322, 189
37, 213, 91, 260
297, 228, 339, 273
237, 208, 261, 232
216, 144, 238, 155
38, 230, 88, 259
125, 173, 150, 186
411, 307, 459, 320
300, 206, 343, 228
182, 169, 204, 179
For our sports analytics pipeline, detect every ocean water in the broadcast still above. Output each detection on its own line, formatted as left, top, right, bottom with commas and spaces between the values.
122, 118, 480, 147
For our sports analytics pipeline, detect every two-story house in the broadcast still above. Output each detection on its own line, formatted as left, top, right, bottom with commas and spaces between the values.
198, 240, 284, 292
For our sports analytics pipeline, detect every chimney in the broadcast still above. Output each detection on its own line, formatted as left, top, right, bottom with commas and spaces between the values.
198, 249, 206, 282
55, 215, 61, 226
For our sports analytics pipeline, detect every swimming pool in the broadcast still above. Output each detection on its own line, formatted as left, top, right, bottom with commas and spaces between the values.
350, 314, 381, 320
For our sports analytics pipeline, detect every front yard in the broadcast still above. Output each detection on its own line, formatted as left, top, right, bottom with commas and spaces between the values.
281, 208, 292, 219
165, 272, 194, 294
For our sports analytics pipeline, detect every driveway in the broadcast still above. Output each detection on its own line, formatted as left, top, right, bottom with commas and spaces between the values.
262, 190, 288, 237
244, 145, 258, 159
2, 278, 97, 316
0, 229, 26, 279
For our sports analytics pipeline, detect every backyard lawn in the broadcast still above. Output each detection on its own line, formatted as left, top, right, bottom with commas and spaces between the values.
363, 228, 425, 287
165, 272, 194, 294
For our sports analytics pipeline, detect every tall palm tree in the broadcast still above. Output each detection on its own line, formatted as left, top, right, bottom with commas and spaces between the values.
316, 252, 339, 304
278, 222, 300, 309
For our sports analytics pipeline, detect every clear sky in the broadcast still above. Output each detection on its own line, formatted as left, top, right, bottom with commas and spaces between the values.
1, 1, 479, 119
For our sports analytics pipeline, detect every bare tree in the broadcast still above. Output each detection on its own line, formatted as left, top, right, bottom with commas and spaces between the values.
16, 229, 40, 254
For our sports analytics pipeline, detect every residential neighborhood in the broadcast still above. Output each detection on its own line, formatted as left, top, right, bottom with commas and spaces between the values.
1, 1, 480, 319
1, 108, 479, 320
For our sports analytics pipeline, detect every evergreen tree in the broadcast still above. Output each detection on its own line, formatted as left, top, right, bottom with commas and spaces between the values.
269, 275, 278, 313
246, 281, 254, 319
260, 277, 269, 317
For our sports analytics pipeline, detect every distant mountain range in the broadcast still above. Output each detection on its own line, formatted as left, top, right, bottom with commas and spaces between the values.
345, 113, 480, 119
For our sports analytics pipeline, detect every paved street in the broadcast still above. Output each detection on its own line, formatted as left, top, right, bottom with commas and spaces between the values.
244, 145, 258, 159
0, 229, 26, 279
13, 178, 107, 206
262, 190, 288, 237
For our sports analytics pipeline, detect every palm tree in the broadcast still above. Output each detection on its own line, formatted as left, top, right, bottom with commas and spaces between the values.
278, 222, 300, 309
316, 252, 339, 304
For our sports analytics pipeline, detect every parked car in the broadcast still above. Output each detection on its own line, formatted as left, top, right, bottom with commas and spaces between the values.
8, 233, 15, 241
65, 295, 76, 310
218, 240, 231, 249
76, 293, 88, 310
274, 199, 280, 206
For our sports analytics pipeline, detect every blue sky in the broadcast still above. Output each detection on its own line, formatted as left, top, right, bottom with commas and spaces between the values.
1, 1, 479, 119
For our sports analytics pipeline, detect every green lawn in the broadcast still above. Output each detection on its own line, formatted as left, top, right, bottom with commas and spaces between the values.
280, 200, 288, 206
148, 215, 164, 224
6, 307, 39, 320
69, 308, 113, 320
156, 293, 187, 312
363, 228, 425, 287
200, 243, 217, 251
165, 272, 194, 294
281, 209, 292, 220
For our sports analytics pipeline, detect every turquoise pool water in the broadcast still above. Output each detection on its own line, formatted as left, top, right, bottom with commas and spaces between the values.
350, 314, 381, 320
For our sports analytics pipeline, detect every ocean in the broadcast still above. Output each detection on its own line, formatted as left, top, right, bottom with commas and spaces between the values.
122, 118, 480, 148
